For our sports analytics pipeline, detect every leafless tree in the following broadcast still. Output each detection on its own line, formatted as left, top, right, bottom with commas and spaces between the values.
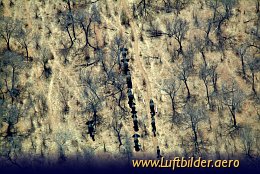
66, 0, 76, 40
59, 40, 71, 64
0, 51, 25, 103
162, 0, 189, 15
0, 135, 23, 168
32, 33, 41, 50
55, 131, 72, 162
147, 20, 163, 37
91, 4, 101, 24
256, 0, 260, 13
247, 56, 260, 96
0, 104, 19, 138
123, 133, 133, 163
59, 87, 70, 121
183, 44, 195, 69
111, 35, 126, 69
58, 11, 75, 48
210, 64, 218, 94
120, 10, 130, 27
112, 109, 124, 149
162, 77, 181, 123
0, 17, 23, 51
134, 0, 153, 18
166, 17, 189, 55
240, 126, 254, 157
16, 27, 32, 61
235, 44, 248, 78
38, 47, 53, 79
75, 10, 98, 50
203, 18, 214, 49
111, 74, 127, 111
195, 37, 207, 66
178, 61, 192, 100
222, 79, 244, 128
183, 103, 206, 156
199, 64, 212, 109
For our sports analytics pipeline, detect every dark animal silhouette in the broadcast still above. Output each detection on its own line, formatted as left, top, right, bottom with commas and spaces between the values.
133, 115, 139, 132
87, 120, 95, 141
131, 106, 137, 115
126, 73, 133, 89
151, 117, 156, 137
157, 146, 162, 158
133, 133, 141, 151
150, 99, 155, 116
123, 61, 129, 75
128, 89, 134, 101
120, 47, 128, 58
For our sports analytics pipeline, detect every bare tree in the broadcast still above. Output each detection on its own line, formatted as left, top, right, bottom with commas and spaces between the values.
112, 35, 126, 69
166, 17, 189, 55
247, 56, 260, 96
240, 126, 254, 157
162, 0, 189, 15
58, 40, 71, 64
183, 43, 195, 69
0, 51, 25, 103
183, 103, 206, 156
210, 64, 218, 94
16, 27, 32, 61
112, 109, 124, 149
54, 131, 72, 162
0, 135, 23, 167
195, 37, 207, 66
147, 20, 163, 37
59, 87, 70, 121
256, 0, 260, 14
58, 10, 76, 48
75, 10, 98, 50
66, 0, 76, 40
222, 79, 244, 128
39, 47, 53, 79
0, 105, 19, 138
199, 64, 212, 109
178, 61, 191, 99
134, 0, 153, 18
162, 77, 180, 123
235, 44, 248, 78
123, 133, 133, 163
0, 17, 22, 51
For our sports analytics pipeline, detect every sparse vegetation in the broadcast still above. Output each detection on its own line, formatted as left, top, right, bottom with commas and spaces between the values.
0, 0, 259, 171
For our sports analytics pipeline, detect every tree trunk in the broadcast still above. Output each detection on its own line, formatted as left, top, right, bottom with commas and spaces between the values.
252, 72, 257, 96
177, 39, 183, 55
204, 82, 211, 109
66, 26, 74, 48
115, 129, 123, 148
7, 39, 11, 51
171, 96, 176, 117
80, 22, 88, 47
228, 106, 237, 127
67, 0, 76, 40
25, 45, 29, 61
201, 51, 207, 66
191, 124, 199, 154
241, 56, 246, 78
184, 79, 191, 99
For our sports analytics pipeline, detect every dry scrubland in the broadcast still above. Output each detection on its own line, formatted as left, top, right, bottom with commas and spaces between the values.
0, 0, 260, 169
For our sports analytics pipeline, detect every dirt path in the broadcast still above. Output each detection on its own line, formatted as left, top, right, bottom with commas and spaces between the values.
121, 0, 159, 151
46, 65, 59, 132
121, 0, 152, 118
2, 0, 11, 16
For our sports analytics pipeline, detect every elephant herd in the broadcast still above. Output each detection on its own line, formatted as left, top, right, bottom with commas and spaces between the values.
85, 47, 159, 155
